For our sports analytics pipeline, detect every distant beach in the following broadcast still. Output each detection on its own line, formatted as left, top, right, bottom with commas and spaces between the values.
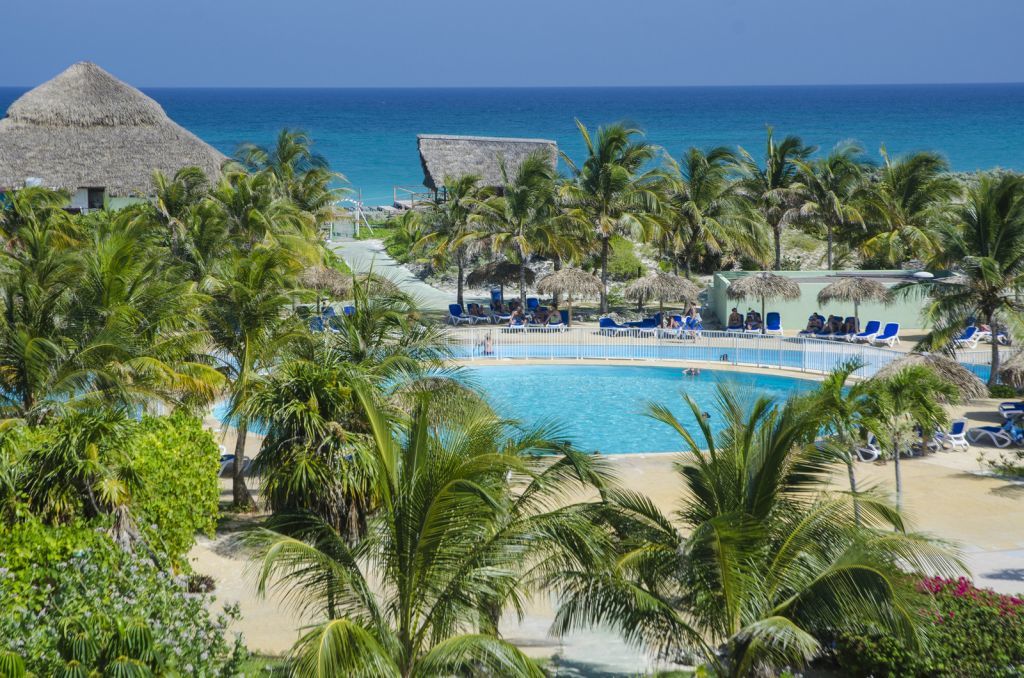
2, 84, 1022, 205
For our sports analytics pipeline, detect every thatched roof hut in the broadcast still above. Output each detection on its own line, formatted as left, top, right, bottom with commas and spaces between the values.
873, 352, 987, 402
0, 62, 225, 198
998, 350, 1024, 388
418, 134, 557, 192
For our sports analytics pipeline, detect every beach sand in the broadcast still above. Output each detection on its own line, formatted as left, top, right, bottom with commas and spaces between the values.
189, 392, 1024, 673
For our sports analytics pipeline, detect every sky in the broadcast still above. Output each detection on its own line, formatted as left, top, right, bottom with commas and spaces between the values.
2, 0, 1023, 88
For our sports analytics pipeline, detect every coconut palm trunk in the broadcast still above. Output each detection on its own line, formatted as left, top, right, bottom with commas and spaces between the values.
233, 419, 250, 506
600, 237, 610, 313
827, 223, 834, 271
987, 310, 1000, 387
892, 429, 903, 512
773, 226, 783, 271
455, 248, 466, 308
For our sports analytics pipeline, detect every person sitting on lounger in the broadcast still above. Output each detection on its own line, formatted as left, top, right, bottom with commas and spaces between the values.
803, 313, 823, 333
547, 302, 561, 325
728, 308, 743, 328
745, 310, 762, 332
533, 306, 549, 324
827, 315, 843, 334
508, 307, 525, 326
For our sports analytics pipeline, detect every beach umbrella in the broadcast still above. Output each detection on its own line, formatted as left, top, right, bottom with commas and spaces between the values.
625, 272, 702, 321
817, 276, 891, 332
873, 352, 987, 402
726, 272, 801, 333
467, 260, 535, 301
299, 265, 351, 314
998, 350, 1024, 388
536, 268, 602, 327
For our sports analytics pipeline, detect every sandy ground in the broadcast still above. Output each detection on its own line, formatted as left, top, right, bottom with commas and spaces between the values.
188, 384, 1024, 673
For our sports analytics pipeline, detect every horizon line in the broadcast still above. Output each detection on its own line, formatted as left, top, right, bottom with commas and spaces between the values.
2, 80, 1024, 91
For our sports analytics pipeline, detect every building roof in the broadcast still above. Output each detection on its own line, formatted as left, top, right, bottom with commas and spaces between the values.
0, 62, 226, 196
417, 134, 557, 191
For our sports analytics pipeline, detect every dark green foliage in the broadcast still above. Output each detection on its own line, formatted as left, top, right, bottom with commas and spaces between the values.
989, 384, 1018, 398
606, 236, 644, 281
834, 577, 1024, 677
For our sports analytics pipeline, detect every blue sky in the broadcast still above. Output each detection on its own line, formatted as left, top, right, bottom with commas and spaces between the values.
2, 0, 1022, 87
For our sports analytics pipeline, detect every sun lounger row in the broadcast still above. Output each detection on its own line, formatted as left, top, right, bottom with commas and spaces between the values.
799, 319, 900, 346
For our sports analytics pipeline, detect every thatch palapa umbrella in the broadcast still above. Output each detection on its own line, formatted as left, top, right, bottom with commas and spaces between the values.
998, 349, 1024, 389
300, 265, 351, 315
625, 272, 703, 323
817, 276, 891, 333
726, 272, 801, 333
536, 268, 602, 327
466, 260, 535, 303
874, 352, 987, 401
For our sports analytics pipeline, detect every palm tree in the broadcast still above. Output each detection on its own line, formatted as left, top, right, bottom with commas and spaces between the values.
794, 141, 867, 270
909, 173, 1024, 385
858, 150, 959, 267
661, 146, 766, 275
734, 127, 815, 270
803, 359, 882, 525
151, 166, 211, 256
209, 169, 318, 253
206, 244, 306, 507
244, 276, 457, 538
236, 128, 345, 223
474, 151, 574, 307
561, 121, 661, 312
868, 365, 956, 510
418, 174, 483, 308
250, 388, 612, 677
552, 386, 960, 676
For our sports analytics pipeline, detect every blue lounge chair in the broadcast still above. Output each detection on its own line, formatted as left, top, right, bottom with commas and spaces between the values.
871, 322, 901, 347
598, 317, 630, 336
309, 317, 325, 332
853, 320, 881, 343
323, 306, 337, 318
502, 317, 527, 332
932, 419, 968, 450
526, 297, 540, 312
954, 325, 980, 348
764, 312, 782, 335
726, 320, 745, 333
343, 305, 355, 316
812, 322, 834, 340
968, 419, 1022, 448
999, 402, 1024, 420
466, 303, 489, 323
447, 303, 477, 325
559, 309, 570, 325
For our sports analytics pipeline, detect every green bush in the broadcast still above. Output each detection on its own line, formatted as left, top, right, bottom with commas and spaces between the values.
0, 521, 244, 675
989, 384, 1018, 399
607, 236, 643, 281
130, 413, 220, 563
834, 577, 1024, 677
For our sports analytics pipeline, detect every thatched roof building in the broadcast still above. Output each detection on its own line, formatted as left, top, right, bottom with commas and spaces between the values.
0, 62, 225, 202
417, 134, 557, 192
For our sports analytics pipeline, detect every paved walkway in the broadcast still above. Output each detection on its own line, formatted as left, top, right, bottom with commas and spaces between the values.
329, 237, 456, 311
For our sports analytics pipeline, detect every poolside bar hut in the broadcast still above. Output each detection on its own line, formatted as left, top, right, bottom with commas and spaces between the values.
0, 62, 225, 211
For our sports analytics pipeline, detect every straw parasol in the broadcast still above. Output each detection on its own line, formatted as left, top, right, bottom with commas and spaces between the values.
625, 272, 702, 321
998, 350, 1024, 388
873, 352, 987, 401
0, 62, 225, 196
466, 260, 535, 300
726, 272, 801, 333
817, 276, 892, 332
300, 265, 352, 314
536, 268, 602, 327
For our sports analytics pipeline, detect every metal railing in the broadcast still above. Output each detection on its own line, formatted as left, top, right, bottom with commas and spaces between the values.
443, 326, 931, 378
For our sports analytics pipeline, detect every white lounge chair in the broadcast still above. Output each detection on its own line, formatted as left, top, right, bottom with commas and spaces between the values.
871, 322, 901, 347
856, 434, 882, 462
967, 422, 1020, 448
953, 326, 980, 349
938, 419, 969, 450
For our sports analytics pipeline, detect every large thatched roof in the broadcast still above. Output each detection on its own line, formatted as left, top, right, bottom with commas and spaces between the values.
0, 62, 226, 196
418, 134, 557, 191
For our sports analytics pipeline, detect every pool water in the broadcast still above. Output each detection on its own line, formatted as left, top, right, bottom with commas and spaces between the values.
463, 365, 816, 454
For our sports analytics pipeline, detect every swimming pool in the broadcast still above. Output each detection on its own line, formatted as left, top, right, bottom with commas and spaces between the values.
462, 365, 817, 454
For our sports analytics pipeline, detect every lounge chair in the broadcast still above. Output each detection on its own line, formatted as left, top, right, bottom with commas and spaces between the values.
343, 305, 355, 316
954, 326, 980, 349
967, 420, 1022, 448
502, 318, 527, 332
999, 402, 1024, 419
852, 320, 881, 343
871, 322, 901, 347
812, 325, 834, 340
856, 433, 882, 462
598, 317, 631, 336
726, 321, 745, 333
934, 419, 969, 450
467, 303, 490, 323
526, 297, 540, 313
684, 316, 703, 339
448, 304, 481, 325
840, 316, 858, 341
764, 312, 783, 335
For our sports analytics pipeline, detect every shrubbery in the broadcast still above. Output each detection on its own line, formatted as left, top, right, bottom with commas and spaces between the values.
130, 413, 221, 563
834, 577, 1024, 677
989, 384, 1018, 399
607, 236, 643, 281
0, 519, 244, 675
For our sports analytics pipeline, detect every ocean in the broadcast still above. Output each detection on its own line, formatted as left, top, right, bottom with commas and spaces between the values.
1, 84, 1023, 206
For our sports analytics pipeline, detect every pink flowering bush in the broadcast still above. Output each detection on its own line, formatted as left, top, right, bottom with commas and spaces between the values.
834, 576, 1024, 676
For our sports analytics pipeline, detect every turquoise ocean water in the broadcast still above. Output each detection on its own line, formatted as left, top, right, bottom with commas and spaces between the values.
1, 84, 1022, 205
